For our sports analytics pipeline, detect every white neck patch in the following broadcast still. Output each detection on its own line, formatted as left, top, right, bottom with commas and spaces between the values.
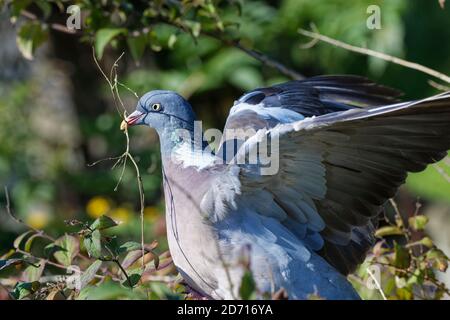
171, 141, 217, 170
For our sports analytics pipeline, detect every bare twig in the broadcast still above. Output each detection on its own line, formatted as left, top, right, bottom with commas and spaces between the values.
4, 186, 25, 226
4, 187, 57, 242
4, 186, 91, 262
298, 26, 450, 84
15, 249, 119, 282
113, 259, 132, 287
375, 262, 450, 296
91, 51, 146, 270
388, 198, 402, 218
388, 198, 411, 241
433, 162, 450, 183
20, 10, 79, 35
428, 80, 450, 92
232, 41, 303, 80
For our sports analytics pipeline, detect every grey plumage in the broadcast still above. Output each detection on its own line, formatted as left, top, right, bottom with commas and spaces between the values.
124, 75, 450, 299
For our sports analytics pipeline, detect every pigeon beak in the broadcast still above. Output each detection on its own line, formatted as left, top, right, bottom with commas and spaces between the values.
120, 110, 144, 130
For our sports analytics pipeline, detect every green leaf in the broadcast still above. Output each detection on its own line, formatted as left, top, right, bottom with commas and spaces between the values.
406, 269, 424, 286
104, 236, 120, 257
419, 236, 434, 248
16, 21, 48, 60
10, 0, 32, 19
11, 281, 40, 300
239, 270, 256, 300
24, 259, 45, 282
91, 215, 118, 230
229, 67, 263, 91
24, 233, 45, 252
122, 269, 142, 288
149, 282, 182, 300
14, 230, 34, 249
121, 250, 142, 269
168, 34, 177, 49
396, 287, 413, 300
426, 249, 449, 272
394, 242, 411, 269
80, 260, 102, 289
95, 28, 127, 59
83, 230, 102, 258
127, 33, 147, 62
44, 243, 65, 258
192, 22, 201, 37
408, 215, 429, 231
375, 226, 403, 237
147, 31, 162, 52
118, 241, 141, 254
77, 281, 147, 300
395, 275, 407, 288
121, 247, 159, 270
54, 234, 79, 267
35, 0, 52, 19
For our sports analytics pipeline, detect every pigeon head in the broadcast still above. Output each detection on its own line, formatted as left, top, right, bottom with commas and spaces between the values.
121, 90, 197, 157
122, 90, 196, 133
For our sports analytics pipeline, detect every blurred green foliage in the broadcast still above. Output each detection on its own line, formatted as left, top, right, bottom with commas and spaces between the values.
0, 0, 450, 300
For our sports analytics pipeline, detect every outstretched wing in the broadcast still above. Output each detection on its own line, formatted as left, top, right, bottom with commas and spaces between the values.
223, 75, 401, 130
207, 78, 450, 274
217, 75, 401, 161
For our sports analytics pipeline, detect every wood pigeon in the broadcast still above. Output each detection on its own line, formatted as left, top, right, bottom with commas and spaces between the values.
122, 75, 450, 299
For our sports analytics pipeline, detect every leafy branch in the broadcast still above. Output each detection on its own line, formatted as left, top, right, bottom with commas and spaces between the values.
2, 188, 174, 300
7, 0, 303, 79
89, 50, 147, 272
350, 199, 450, 300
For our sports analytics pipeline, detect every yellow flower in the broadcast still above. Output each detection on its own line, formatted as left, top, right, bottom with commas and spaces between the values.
110, 207, 131, 223
86, 196, 110, 218
144, 206, 160, 222
26, 210, 50, 229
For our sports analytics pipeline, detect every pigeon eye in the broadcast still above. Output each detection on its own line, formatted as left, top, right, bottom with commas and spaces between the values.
151, 103, 162, 111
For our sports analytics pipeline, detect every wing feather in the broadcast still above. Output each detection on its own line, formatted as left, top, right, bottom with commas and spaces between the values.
229, 91, 449, 273
204, 76, 450, 274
